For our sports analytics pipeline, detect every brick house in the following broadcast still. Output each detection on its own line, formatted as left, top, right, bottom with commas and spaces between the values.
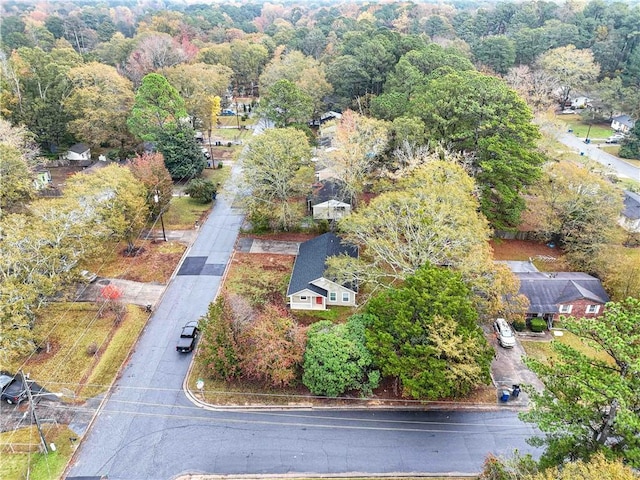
515, 272, 609, 328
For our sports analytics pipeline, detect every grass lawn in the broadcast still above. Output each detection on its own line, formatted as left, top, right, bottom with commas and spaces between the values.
3, 303, 147, 400
202, 163, 232, 186
291, 306, 356, 326
556, 115, 614, 140
163, 196, 212, 230
600, 145, 621, 156
0, 425, 76, 480
521, 330, 614, 365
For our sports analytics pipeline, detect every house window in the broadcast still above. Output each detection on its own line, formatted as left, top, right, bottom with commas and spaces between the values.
300, 296, 307, 301
329, 292, 337, 302
559, 304, 572, 314
342, 292, 350, 302
586, 305, 600, 314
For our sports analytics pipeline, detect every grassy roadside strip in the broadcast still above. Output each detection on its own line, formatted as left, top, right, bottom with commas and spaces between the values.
0, 425, 77, 480
0, 304, 149, 480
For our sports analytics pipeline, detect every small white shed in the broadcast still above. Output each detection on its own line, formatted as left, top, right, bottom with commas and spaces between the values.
64, 143, 91, 161
312, 199, 351, 220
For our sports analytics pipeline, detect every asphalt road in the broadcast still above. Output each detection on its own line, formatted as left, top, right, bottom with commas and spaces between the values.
68, 404, 539, 479
556, 131, 640, 181
66, 160, 542, 479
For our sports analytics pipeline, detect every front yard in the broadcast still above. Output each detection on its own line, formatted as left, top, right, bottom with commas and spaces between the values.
521, 330, 614, 365
556, 115, 614, 140
490, 238, 570, 272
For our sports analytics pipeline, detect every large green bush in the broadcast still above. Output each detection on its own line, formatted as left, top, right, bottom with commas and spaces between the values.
512, 318, 526, 332
529, 317, 547, 333
302, 315, 380, 397
185, 178, 217, 203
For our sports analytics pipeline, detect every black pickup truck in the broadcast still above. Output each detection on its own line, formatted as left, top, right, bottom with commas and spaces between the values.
176, 322, 199, 353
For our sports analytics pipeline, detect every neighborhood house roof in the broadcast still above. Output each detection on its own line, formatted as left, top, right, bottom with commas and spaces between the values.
287, 233, 358, 297
623, 190, 640, 220
612, 114, 636, 128
309, 180, 347, 205
313, 199, 350, 209
516, 272, 609, 314
69, 143, 90, 154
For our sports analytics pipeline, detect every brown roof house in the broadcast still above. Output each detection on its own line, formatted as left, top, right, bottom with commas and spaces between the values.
516, 271, 609, 328
287, 233, 358, 311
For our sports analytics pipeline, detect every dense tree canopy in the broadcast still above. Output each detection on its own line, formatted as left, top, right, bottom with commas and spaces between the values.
155, 126, 205, 180
127, 73, 187, 141
523, 162, 624, 273
259, 79, 313, 127
65, 62, 135, 151
409, 71, 544, 229
365, 263, 493, 399
329, 157, 524, 318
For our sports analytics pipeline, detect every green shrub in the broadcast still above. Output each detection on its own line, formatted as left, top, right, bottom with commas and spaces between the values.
512, 318, 526, 332
184, 178, 217, 203
302, 315, 380, 397
529, 317, 547, 333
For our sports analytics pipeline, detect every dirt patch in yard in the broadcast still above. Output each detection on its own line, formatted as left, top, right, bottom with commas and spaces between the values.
47, 165, 87, 188
490, 239, 560, 260
83, 239, 186, 284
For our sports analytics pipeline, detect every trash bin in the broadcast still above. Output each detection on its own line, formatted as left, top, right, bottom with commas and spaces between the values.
499, 389, 510, 402
512, 384, 521, 399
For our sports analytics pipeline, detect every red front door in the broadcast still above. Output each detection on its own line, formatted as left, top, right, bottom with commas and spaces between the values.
316, 297, 323, 305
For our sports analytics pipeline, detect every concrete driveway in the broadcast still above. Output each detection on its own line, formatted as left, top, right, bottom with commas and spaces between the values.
488, 329, 545, 406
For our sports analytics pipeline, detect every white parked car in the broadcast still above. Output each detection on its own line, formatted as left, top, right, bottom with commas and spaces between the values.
493, 318, 516, 348
605, 133, 626, 144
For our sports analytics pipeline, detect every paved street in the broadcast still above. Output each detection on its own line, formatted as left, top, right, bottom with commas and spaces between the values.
556, 131, 640, 181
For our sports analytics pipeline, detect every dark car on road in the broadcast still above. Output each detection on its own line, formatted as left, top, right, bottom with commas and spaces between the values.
0, 373, 28, 404
176, 321, 199, 353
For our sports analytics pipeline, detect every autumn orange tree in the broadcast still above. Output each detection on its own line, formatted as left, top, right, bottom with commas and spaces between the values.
128, 152, 173, 218
238, 304, 306, 387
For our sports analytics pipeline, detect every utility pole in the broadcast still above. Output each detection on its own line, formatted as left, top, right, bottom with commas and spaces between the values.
20, 370, 48, 454
153, 191, 167, 241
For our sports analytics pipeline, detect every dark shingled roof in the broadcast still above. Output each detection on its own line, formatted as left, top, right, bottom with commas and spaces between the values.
612, 114, 635, 129
69, 143, 90, 154
308, 180, 348, 206
287, 233, 358, 297
623, 190, 640, 220
516, 272, 609, 314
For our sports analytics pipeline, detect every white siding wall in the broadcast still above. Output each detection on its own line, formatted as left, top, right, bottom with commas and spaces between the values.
313, 278, 356, 307
289, 294, 325, 310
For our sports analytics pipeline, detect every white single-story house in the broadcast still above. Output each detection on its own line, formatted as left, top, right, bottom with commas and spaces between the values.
571, 97, 591, 109
64, 143, 91, 161
287, 233, 358, 311
620, 190, 640, 232
611, 114, 635, 133
312, 199, 351, 220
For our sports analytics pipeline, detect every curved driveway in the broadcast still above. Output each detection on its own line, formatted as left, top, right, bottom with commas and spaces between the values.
66, 161, 541, 479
